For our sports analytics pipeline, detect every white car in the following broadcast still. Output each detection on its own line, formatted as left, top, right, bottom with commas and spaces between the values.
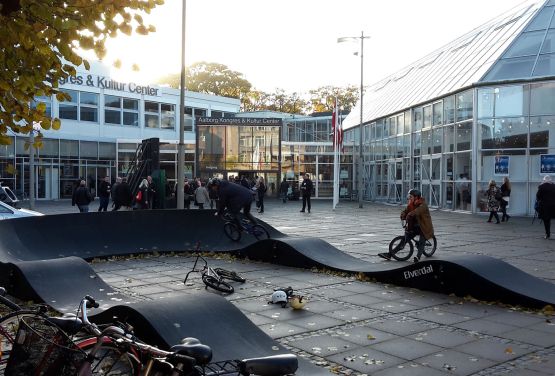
0, 200, 44, 220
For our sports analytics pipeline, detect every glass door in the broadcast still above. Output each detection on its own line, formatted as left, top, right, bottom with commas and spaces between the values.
422, 155, 441, 207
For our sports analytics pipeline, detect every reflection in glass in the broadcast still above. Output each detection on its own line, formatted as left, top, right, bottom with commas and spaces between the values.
444, 96, 455, 124
529, 115, 553, 148
456, 122, 472, 151
478, 117, 528, 149
531, 82, 555, 115
456, 90, 473, 121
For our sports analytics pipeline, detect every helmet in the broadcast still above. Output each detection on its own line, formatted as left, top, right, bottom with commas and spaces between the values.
289, 295, 306, 310
270, 290, 288, 307
408, 189, 421, 198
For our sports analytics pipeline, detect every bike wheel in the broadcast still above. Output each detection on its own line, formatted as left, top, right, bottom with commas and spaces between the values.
87, 343, 137, 376
214, 268, 246, 283
223, 222, 241, 242
389, 236, 414, 261
251, 224, 270, 240
202, 275, 234, 294
422, 235, 437, 257
0, 311, 41, 371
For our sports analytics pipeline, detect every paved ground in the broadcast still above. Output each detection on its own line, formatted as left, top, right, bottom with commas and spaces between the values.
25, 199, 555, 375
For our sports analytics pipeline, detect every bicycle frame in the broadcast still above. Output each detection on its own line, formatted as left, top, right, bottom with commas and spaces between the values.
183, 253, 223, 286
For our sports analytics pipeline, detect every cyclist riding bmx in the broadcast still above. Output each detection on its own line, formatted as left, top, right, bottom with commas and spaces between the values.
379, 189, 435, 263
210, 179, 258, 229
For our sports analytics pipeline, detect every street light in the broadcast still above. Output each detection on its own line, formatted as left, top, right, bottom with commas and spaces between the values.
177, 0, 187, 209
337, 31, 370, 209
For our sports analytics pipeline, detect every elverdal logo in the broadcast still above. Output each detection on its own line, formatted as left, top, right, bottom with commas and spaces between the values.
404, 265, 433, 280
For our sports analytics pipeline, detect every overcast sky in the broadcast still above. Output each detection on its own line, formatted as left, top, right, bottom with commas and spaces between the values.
99, 0, 532, 94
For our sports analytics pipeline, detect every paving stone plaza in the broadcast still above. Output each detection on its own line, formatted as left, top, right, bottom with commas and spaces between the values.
31, 199, 555, 375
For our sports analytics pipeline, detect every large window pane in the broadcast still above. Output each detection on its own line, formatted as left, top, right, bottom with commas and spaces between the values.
145, 101, 158, 112
444, 125, 455, 152
456, 90, 473, 121
423, 106, 432, 128
80, 141, 97, 158
456, 121, 472, 151
478, 117, 528, 149
444, 96, 455, 124
531, 82, 555, 115
145, 114, 159, 128
503, 31, 544, 57
477, 85, 526, 118
80, 107, 98, 122
530, 115, 553, 148
484, 56, 535, 80
105, 109, 120, 125
533, 52, 555, 76
433, 102, 443, 126
104, 95, 120, 108
80, 92, 98, 106
123, 112, 138, 126
59, 104, 77, 120
123, 99, 138, 110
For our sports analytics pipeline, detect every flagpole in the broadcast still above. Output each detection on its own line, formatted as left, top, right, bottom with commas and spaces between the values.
332, 98, 339, 210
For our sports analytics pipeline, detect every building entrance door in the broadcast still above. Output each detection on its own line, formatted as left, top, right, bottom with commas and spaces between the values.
422, 155, 441, 207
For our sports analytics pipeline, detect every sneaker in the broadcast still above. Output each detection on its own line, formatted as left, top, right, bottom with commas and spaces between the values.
378, 253, 391, 260
413, 256, 420, 263
300, 210, 305, 213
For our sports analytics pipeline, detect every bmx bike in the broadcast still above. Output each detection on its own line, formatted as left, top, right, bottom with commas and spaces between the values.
222, 212, 270, 242
387, 220, 437, 261
183, 245, 246, 294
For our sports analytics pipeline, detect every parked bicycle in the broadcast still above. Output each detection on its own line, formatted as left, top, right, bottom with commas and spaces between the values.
184, 244, 246, 294
222, 212, 270, 242
386, 220, 437, 261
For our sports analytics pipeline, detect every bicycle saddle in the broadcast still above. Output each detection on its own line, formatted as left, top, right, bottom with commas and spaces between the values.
47, 316, 84, 335
238, 354, 298, 376
171, 337, 213, 365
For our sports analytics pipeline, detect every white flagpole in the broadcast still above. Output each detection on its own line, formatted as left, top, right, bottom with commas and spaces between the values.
332, 98, 339, 210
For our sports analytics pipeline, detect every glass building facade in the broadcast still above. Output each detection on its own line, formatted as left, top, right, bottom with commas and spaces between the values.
342, 0, 555, 215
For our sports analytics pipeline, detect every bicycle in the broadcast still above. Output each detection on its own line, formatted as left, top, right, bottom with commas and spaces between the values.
184, 244, 246, 294
222, 212, 270, 242
386, 220, 437, 262
77, 296, 298, 376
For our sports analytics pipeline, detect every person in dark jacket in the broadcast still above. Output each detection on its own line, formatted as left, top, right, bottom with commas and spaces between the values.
72, 180, 93, 213
257, 177, 267, 213
111, 177, 121, 209
212, 179, 257, 228
300, 173, 313, 213
97, 176, 111, 212
113, 177, 133, 211
500, 176, 511, 222
280, 178, 289, 203
536, 175, 555, 239
147, 175, 157, 209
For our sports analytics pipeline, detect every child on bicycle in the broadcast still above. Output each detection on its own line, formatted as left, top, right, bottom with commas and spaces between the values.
210, 178, 258, 229
379, 189, 435, 263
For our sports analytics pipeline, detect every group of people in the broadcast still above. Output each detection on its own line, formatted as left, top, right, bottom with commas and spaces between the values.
485, 176, 512, 224
71, 176, 146, 213
278, 174, 313, 213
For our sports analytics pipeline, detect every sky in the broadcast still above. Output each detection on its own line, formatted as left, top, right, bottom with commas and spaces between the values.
98, 0, 532, 94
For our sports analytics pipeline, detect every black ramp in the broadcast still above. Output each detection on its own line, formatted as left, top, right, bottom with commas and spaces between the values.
92, 294, 324, 375
0, 257, 133, 312
238, 238, 555, 308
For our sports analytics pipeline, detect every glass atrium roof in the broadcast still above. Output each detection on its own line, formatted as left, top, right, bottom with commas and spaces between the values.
343, 0, 550, 130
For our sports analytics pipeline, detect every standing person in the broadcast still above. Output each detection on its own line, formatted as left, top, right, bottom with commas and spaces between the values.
72, 180, 93, 213
500, 176, 511, 222
458, 174, 471, 210
208, 178, 218, 209
147, 175, 157, 209
97, 176, 111, 212
486, 179, 501, 224
257, 177, 267, 213
114, 177, 133, 210
280, 178, 289, 203
536, 175, 555, 239
194, 181, 210, 209
134, 179, 149, 210
111, 177, 121, 210
300, 173, 313, 213
184, 178, 194, 209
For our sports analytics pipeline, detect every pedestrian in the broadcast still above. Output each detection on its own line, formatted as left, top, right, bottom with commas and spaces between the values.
500, 176, 511, 222
134, 179, 149, 210
72, 180, 93, 213
536, 175, 555, 239
111, 176, 121, 210
458, 174, 471, 210
486, 179, 501, 224
257, 177, 267, 213
208, 178, 218, 209
184, 179, 194, 209
194, 181, 210, 209
279, 177, 289, 203
147, 175, 157, 209
97, 176, 111, 212
113, 177, 132, 210
300, 173, 313, 213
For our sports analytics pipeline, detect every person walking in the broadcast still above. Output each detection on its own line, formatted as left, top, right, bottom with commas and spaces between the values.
184, 179, 194, 209
72, 180, 93, 213
97, 176, 111, 212
134, 179, 149, 210
279, 177, 289, 203
300, 173, 313, 213
536, 175, 555, 239
500, 176, 511, 222
486, 179, 501, 224
194, 181, 210, 209
257, 177, 267, 213
113, 177, 132, 210
111, 177, 121, 210
147, 175, 157, 209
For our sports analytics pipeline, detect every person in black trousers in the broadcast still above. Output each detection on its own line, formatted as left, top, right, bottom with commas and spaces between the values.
300, 173, 313, 213
537, 175, 555, 239
500, 176, 511, 222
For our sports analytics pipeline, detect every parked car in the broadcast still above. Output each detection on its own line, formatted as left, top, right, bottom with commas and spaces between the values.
0, 200, 43, 220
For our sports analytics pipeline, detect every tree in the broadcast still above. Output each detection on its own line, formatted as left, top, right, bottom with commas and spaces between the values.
308, 86, 359, 113
158, 62, 252, 100
0, 0, 163, 146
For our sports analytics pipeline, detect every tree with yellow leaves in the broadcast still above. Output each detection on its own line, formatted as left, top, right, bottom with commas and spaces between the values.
0, 0, 164, 147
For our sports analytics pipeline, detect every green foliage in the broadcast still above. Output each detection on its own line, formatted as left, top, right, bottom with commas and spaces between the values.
0, 0, 164, 145
309, 86, 359, 113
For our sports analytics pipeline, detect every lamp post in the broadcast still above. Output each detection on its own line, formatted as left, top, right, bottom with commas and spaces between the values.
177, 0, 187, 209
338, 31, 370, 209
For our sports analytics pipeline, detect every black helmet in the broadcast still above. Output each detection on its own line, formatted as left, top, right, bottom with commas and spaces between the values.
408, 189, 421, 198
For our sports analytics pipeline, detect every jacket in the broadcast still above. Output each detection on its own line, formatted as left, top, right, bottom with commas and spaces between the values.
217, 180, 254, 215
72, 186, 93, 206
115, 182, 133, 206
194, 186, 210, 204
300, 178, 313, 197
98, 181, 111, 199
537, 182, 555, 219
401, 200, 434, 240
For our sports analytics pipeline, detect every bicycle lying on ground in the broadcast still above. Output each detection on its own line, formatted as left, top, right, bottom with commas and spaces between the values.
184, 244, 246, 294
222, 212, 270, 242
381, 220, 437, 262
